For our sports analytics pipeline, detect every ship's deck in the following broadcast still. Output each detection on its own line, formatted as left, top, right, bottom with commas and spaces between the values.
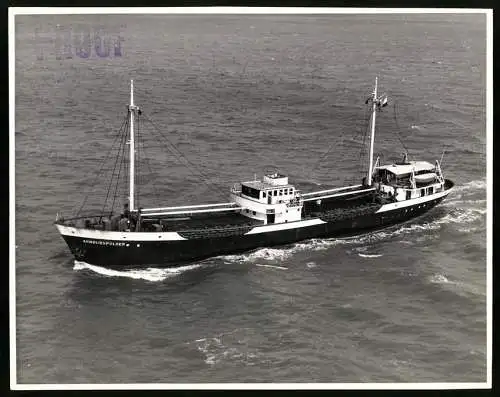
140, 211, 263, 232
58, 185, 391, 233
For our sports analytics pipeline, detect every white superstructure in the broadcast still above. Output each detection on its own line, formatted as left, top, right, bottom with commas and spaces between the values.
372, 156, 447, 202
230, 173, 303, 224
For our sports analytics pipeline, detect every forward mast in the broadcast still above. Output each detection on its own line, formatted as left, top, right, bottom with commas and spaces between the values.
128, 79, 138, 211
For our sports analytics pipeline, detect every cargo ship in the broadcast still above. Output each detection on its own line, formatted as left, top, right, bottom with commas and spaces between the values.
55, 77, 454, 267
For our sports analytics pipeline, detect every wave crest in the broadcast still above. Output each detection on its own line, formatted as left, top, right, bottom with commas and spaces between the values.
434, 207, 486, 226
453, 179, 486, 193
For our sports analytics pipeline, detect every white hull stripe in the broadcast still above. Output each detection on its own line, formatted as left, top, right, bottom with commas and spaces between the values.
56, 224, 187, 241
245, 218, 326, 235
375, 188, 452, 213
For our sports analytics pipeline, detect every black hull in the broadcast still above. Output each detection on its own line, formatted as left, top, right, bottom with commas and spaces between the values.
61, 195, 446, 268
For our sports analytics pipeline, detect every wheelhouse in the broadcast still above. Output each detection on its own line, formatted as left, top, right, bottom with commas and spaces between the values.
230, 173, 303, 224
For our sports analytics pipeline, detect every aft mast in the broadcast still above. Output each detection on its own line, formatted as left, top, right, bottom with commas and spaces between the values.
129, 80, 136, 211
366, 77, 388, 186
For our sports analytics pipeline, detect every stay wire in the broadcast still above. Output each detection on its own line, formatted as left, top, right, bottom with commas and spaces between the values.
393, 102, 410, 156
142, 114, 228, 201
137, 113, 162, 202
310, 103, 372, 180
100, 115, 129, 218
110, 116, 130, 217
76, 113, 129, 217
147, 125, 228, 202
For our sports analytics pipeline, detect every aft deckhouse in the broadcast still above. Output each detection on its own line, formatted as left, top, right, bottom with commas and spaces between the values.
373, 155, 447, 202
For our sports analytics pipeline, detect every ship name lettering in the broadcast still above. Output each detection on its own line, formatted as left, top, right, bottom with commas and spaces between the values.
82, 239, 126, 246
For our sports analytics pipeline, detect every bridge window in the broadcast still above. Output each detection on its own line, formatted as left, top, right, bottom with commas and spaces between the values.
242, 185, 260, 199
279, 190, 283, 196
252, 211, 256, 215
274, 190, 277, 196
262, 192, 267, 198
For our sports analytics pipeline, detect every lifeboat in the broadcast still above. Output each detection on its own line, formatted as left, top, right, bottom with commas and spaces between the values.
415, 172, 437, 184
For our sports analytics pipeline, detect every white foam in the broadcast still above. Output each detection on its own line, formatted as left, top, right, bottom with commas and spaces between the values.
336, 222, 440, 246
453, 179, 486, 193
358, 253, 383, 258
435, 208, 486, 226
255, 263, 288, 270
220, 239, 341, 263
306, 261, 317, 268
191, 331, 259, 366
443, 199, 486, 206
457, 226, 480, 233
221, 247, 291, 263
73, 261, 204, 282
429, 273, 451, 284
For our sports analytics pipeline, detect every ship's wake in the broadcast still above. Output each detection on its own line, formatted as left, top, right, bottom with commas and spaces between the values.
220, 179, 486, 264
73, 261, 205, 282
